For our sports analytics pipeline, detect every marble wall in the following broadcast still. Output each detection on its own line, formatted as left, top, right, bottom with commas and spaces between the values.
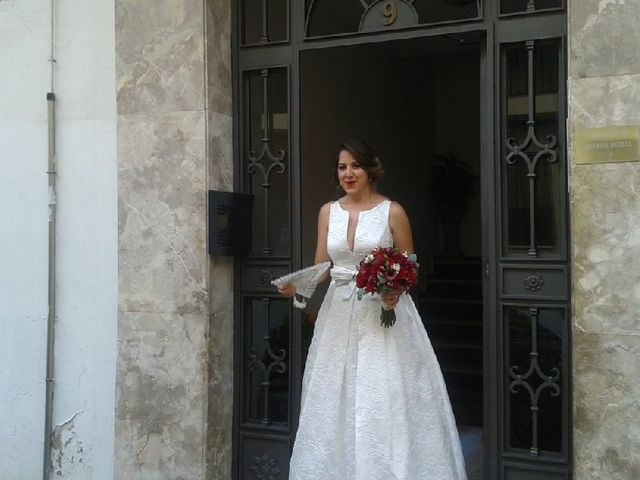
115, 0, 233, 478
569, 1, 640, 479
205, 0, 234, 478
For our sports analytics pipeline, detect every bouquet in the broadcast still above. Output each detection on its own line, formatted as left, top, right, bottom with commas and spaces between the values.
354, 247, 419, 328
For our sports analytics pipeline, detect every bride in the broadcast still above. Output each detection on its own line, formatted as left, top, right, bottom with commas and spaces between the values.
278, 139, 467, 480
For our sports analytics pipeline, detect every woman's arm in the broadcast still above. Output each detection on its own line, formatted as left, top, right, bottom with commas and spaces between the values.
278, 202, 332, 298
382, 201, 415, 309
389, 201, 414, 254
314, 202, 331, 264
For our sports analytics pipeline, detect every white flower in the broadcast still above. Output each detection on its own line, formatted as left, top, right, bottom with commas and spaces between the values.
392, 263, 401, 272
365, 254, 374, 263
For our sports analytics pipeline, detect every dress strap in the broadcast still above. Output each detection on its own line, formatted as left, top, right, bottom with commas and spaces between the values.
381, 199, 392, 219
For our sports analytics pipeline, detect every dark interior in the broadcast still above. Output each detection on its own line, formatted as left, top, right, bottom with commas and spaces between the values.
299, 33, 484, 478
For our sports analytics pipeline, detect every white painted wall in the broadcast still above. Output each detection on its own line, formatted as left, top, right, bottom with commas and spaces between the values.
0, 0, 117, 478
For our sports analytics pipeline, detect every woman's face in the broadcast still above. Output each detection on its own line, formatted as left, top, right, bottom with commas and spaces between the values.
337, 149, 370, 196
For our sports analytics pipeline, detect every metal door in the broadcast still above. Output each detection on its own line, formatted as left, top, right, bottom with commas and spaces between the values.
231, 2, 569, 478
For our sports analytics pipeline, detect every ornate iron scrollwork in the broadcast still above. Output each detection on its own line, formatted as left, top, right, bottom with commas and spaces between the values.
258, 270, 277, 288
508, 307, 561, 456
250, 453, 281, 479
523, 273, 544, 292
505, 40, 558, 258
248, 298, 287, 425
247, 69, 287, 255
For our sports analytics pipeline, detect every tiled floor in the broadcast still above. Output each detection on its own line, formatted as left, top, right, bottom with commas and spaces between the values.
459, 426, 483, 480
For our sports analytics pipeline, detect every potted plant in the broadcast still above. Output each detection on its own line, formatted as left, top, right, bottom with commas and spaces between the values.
431, 152, 478, 259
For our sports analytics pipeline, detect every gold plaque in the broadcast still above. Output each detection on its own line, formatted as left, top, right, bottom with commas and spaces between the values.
575, 125, 640, 164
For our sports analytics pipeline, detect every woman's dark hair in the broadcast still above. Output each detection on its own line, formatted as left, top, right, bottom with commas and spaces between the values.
335, 139, 385, 184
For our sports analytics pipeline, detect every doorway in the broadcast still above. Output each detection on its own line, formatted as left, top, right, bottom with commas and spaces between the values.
299, 36, 484, 479
232, 3, 570, 479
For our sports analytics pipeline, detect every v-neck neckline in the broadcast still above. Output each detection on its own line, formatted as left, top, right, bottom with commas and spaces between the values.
336, 199, 388, 254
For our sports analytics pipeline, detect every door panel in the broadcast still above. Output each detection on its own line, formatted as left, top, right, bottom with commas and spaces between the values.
235, 64, 294, 479
240, 0, 289, 46
501, 40, 565, 259
495, 33, 570, 477
243, 67, 291, 257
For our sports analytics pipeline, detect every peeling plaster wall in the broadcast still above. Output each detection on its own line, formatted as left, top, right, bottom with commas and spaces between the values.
0, 0, 117, 478
0, 1, 49, 477
569, 1, 640, 478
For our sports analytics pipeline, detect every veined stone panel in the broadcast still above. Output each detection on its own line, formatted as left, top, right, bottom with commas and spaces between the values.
206, 0, 232, 116
204, 105, 234, 480
569, 2, 640, 477
205, 1, 234, 476
116, 0, 234, 478
569, 74, 640, 129
116, 2, 208, 480
116, 108, 210, 479
570, 0, 640, 78
573, 332, 640, 480
206, 257, 234, 478
570, 159, 640, 334
118, 109, 208, 315
116, 311, 208, 479
116, 0, 206, 115
569, 74, 640, 335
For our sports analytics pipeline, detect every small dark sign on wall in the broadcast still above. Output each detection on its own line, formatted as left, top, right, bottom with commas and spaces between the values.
208, 190, 254, 257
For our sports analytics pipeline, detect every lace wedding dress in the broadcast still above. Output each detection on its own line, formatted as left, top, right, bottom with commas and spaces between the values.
289, 199, 467, 480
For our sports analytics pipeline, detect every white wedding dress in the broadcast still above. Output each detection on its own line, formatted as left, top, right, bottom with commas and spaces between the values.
289, 199, 467, 480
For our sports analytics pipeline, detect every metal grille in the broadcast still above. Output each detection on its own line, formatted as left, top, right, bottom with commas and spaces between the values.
241, 0, 289, 45
498, 34, 570, 477
500, 0, 563, 15
503, 41, 560, 258
304, 0, 481, 38
506, 306, 564, 454
235, 64, 293, 479
244, 68, 290, 256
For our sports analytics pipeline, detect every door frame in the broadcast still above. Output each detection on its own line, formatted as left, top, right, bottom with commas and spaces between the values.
231, 2, 569, 479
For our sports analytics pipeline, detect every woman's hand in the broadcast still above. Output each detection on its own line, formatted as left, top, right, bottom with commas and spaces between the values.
277, 283, 297, 298
381, 289, 402, 309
